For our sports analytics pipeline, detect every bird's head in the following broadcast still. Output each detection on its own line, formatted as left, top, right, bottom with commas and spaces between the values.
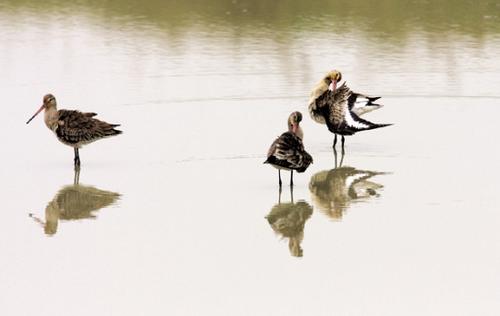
323, 70, 342, 93
43, 94, 57, 108
289, 111, 302, 124
26, 94, 57, 124
288, 111, 303, 135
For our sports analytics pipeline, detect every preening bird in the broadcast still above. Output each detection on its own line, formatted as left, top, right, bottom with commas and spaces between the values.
308, 70, 391, 150
264, 111, 313, 187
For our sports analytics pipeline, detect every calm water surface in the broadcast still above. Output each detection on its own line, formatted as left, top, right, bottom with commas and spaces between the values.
1, 1, 500, 315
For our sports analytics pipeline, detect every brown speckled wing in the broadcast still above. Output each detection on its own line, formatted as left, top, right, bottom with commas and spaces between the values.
314, 82, 351, 127
265, 132, 313, 172
56, 110, 121, 145
329, 83, 351, 127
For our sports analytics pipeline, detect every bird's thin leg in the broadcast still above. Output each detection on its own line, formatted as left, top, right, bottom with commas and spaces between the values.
74, 148, 81, 168
290, 185, 294, 204
333, 134, 338, 148
278, 170, 282, 188
333, 147, 338, 168
341, 136, 345, 154
290, 170, 294, 187
73, 167, 80, 185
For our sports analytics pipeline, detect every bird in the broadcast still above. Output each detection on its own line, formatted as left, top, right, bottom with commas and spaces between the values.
264, 111, 313, 187
308, 70, 391, 151
308, 70, 343, 125
26, 94, 122, 168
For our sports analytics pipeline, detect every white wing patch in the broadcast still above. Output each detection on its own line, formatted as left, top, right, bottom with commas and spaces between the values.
352, 104, 382, 116
344, 109, 369, 129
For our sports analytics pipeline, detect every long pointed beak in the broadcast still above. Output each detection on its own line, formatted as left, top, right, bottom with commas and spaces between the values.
26, 105, 44, 124
332, 79, 338, 93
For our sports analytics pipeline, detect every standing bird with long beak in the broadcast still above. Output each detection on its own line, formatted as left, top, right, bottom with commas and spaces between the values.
265, 111, 313, 187
308, 70, 391, 151
26, 94, 122, 168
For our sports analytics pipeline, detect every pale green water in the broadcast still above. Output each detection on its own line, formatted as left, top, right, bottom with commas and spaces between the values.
1, 1, 500, 315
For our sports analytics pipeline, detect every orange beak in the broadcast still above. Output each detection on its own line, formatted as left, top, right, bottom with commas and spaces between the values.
26, 104, 45, 124
332, 79, 338, 93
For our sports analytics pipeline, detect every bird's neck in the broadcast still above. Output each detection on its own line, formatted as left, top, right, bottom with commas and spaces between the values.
289, 123, 304, 140
295, 126, 304, 140
44, 106, 58, 131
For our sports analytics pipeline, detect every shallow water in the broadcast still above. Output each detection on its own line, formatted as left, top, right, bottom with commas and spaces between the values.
1, 1, 500, 315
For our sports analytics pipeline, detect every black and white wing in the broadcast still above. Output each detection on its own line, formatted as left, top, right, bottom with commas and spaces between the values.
326, 84, 391, 135
348, 91, 383, 116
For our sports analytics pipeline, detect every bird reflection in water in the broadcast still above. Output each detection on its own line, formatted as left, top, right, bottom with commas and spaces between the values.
29, 169, 120, 236
309, 149, 388, 220
266, 187, 313, 257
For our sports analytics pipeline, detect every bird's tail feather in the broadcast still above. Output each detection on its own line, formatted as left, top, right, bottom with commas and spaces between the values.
349, 112, 393, 132
352, 103, 383, 116
366, 96, 381, 104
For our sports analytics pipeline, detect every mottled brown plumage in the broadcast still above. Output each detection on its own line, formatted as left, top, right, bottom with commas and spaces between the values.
313, 82, 391, 150
26, 94, 122, 167
316, 82, 350, 129
309, 70, 382, 122
308, 70, 342, 124
54, 109, 121, 147
264, 112, 313, 187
